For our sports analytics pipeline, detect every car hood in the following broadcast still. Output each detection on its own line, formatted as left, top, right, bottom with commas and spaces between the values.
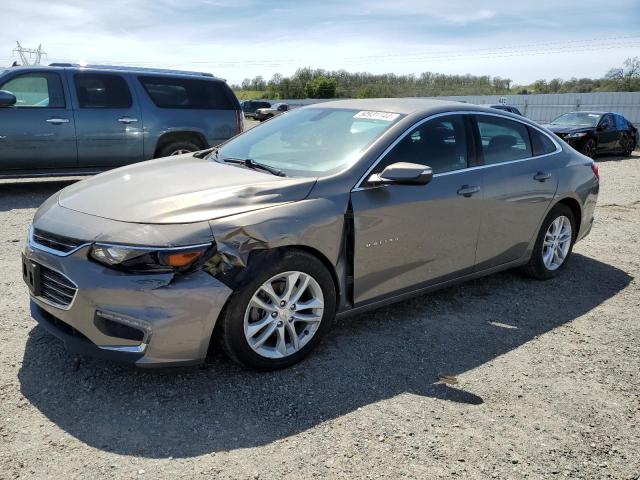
545, 124, 594, 135
58, 155, 317, 224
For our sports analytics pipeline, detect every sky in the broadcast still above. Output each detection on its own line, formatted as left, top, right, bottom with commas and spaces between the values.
1, 0, 639, 86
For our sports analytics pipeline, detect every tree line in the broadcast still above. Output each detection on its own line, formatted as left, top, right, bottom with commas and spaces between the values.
232, 57, 640, 99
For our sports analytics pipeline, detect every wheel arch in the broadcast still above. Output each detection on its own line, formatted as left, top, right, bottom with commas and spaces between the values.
555, 196, 582, 237
153, 130, 208, 158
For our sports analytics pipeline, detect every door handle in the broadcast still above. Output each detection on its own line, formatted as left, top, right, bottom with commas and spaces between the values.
117, 117, 138, 124
533, 171, 552, 182
45, 118, 69, 125
457, 185, 480, 197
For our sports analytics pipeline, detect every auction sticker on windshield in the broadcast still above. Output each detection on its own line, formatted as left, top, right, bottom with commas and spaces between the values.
353, 111, 400, 121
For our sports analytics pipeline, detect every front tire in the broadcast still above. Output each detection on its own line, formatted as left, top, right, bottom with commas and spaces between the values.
523, 204, 576, 280
581, 138, 596, 159
218, 250, 336, 370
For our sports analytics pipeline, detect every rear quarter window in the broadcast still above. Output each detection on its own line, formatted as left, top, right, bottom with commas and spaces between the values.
529, 127, 557, 156
138, 76, 237, 110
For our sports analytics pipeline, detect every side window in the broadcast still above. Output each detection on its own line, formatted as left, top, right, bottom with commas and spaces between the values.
75, 74, 132, 108
138, 76, 235, 110
377, 115, 468, 175
529, 127, 557, 156
599, 114, 615, 131
0, 73, 65, 108
614, 114, 627, 130
476, 115, 532, 165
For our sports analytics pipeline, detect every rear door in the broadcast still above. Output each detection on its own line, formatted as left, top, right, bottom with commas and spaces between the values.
0, 71, 77, 171
70, 72, 143, 167
351, 114, 483, 304
473, 114, 559, 271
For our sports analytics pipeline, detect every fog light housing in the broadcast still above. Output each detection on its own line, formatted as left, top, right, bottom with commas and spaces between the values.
94, 310, 152, 342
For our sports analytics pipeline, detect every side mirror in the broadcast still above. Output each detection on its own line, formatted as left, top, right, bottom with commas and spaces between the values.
0, 90, 16, 107
597, 123, 608, 131
368, 162, 433, 186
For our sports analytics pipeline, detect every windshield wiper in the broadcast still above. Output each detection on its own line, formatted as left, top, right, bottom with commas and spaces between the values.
222, 157, 286, 177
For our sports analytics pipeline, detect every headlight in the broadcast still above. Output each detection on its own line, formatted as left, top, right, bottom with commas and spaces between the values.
89, 243, 214, 273
565, 132, 588, 139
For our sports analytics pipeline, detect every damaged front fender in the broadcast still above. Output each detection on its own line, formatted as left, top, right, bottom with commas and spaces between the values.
206, 197, 349, 294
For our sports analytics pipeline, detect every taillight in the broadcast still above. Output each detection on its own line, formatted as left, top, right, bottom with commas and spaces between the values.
236, 110, 244, 134
590, 162, 600, 180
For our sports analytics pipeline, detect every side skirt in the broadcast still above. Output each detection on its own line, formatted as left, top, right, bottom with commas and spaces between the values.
336, 257, 529, 320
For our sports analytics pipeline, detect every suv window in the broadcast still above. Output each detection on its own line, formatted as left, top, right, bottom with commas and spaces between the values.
529, 127, 557, 156
476, 115, 532, 165
0, 73, 65, 108
75, 74, 132, 108
138, 76, 235, 110
377, 115, 468, 175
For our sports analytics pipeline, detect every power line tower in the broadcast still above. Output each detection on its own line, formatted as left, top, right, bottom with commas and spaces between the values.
13, 41, 46, 65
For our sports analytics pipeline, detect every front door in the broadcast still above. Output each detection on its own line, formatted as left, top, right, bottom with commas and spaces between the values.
69, 72, 143, 167
351, 114, 483, 304
596, 114, 619, 153
0, 71, 77, 171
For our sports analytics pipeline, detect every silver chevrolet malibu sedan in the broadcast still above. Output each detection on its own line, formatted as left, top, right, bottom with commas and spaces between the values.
23, 99, 599, 370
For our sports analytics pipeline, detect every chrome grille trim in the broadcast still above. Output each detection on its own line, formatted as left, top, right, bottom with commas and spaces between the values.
29, 226, 91, 257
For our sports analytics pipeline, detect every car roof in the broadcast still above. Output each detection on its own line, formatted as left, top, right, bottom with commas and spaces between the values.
304, 98, 483, 115
4, 64, 224, 81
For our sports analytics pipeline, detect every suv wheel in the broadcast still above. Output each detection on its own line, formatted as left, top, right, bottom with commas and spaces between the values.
159, 141, 201, 157
218, 251, 336, 370
523, 204, 576, 280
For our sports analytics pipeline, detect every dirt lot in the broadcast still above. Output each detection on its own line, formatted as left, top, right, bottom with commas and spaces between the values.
0, 152, 639, 479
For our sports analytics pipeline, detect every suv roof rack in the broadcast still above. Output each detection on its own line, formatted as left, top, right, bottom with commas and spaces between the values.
48, 63, 217, 78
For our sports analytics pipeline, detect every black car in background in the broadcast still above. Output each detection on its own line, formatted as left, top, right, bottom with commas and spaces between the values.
546, 111, 637, 158
241, 100, 271, 119
480, 104, 523, 116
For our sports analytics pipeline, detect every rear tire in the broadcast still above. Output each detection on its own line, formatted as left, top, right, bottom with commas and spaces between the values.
218, 250, 336, 370
622, 137, 635, 156
158, 141, 201, 158
523, 204, 576, 280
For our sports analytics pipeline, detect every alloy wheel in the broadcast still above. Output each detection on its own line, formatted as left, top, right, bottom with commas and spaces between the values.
244, 271, 324, 359
542, 215, 572, 271
169, 149, 193, 156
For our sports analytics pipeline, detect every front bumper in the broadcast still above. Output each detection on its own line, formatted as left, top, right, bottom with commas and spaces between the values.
23, 243, 232, 368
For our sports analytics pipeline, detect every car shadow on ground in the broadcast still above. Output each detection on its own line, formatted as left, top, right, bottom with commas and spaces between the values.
0, 180, 78, 212
595, 151, 638, 163
18, 254, 631, 458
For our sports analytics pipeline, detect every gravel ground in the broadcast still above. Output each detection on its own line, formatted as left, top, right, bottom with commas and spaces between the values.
1, 152, 639, 479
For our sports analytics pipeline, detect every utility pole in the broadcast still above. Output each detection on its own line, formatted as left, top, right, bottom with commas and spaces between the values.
13, 41, 46, 65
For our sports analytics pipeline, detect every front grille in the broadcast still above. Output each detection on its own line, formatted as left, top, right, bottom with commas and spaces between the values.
39, 265, 77, 308
32, 228, 86, 254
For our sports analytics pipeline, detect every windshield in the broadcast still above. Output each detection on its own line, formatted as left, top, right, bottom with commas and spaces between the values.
216, 108, 404, 177
551, 112, 601, 127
